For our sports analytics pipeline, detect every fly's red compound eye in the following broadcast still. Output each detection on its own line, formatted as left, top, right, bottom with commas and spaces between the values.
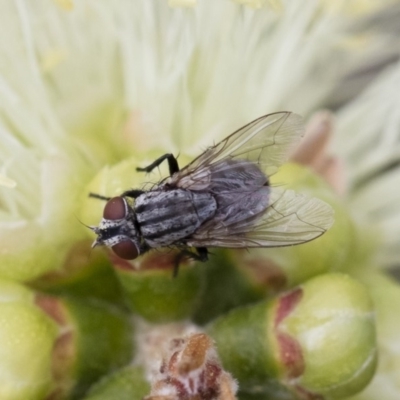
112, 240, 139, 260
103, 197, 126, 220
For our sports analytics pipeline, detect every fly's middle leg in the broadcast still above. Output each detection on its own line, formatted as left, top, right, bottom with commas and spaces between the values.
136, 153, 179, 176
196, 247, 208, 262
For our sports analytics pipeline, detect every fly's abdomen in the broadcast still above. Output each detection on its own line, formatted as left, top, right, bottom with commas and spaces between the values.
135, 189, 217, 247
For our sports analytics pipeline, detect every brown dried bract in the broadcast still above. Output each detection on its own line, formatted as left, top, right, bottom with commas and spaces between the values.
144, 333, 237, 400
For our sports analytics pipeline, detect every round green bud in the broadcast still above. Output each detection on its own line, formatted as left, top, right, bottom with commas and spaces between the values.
83, 365, 150, 400
0, 279, 57, 400
347, 272, 400, 400
30, 240, 125, 305
192, 249, 275, 325
60, 297, 134, 398
278, 273, 377, 398
114, 250, 204, 322
208, 273, 377, 399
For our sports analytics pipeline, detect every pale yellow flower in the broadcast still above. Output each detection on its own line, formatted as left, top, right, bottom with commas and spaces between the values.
0, 1, 398, 281
0, 1, 400, 399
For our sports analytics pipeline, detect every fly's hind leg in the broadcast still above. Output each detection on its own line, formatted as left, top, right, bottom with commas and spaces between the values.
136, 153, 179, 177
173, 247, 208, 277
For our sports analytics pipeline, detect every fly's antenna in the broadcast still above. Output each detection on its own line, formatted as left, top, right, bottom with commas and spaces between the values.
74, 215, 98, 262
75, 216, 96, 231
89, 193, 111, 201
75, 215, 100, 236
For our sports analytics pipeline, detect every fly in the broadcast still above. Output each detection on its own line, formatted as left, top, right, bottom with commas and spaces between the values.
89, 112, 334, 272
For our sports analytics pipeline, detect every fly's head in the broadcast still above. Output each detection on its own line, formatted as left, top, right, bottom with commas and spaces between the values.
90, 196, 141, 260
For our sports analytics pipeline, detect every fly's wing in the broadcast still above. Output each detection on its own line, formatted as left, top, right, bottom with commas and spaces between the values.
171, 111, 334, 248
169, 112, 304, 190
186, 187, 334, 248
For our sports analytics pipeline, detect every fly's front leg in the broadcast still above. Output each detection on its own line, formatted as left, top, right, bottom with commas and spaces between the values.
136, 153, 179, 177
89, 189, 144, 201
89, 193, 111, 201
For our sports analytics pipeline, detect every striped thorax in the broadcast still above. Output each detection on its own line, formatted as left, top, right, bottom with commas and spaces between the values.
135, 189, 217, 247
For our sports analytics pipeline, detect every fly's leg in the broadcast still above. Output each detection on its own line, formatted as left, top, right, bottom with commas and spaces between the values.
120, 189, 145, 199
173, 247, 209, 277
89, 189, 145, 201
136, 153, 179, 177
196, 247, 209, 262
89, 193, 111, 201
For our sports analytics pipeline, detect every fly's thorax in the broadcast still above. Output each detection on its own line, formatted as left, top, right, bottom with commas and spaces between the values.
134, 189, 217, 247
92, 196, 141, 260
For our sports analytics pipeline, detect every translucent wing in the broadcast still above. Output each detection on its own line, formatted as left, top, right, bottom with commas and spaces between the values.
186, 187, 334, 248
166, 111, 333, 248
169, 112, 304, 190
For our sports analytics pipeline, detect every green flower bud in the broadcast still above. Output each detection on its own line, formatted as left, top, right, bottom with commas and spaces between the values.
0, 279, 57, 400
193, 249, 276, 325
283, 273, 377, 399
35, 294, 134, 399
347, 272, 400, 400
29, 240, 124, 305
83, 365, 150, 400
114, 250, 204, 322
61, 297, 134, 398
207, 273, 377, 399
